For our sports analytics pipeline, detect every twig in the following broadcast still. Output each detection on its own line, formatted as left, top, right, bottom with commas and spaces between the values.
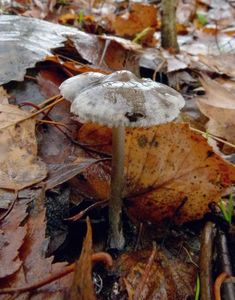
190, 127, 235, 149
35, 95, 60, 110
182, 246, 199, 268
66, 200, 108, 222
199, 222, 216, 300
37, 119, 72, 132
214, 272, 230, 300
215, 229, 235, 300
133, 244, 157, 300
1, 98, 64, 131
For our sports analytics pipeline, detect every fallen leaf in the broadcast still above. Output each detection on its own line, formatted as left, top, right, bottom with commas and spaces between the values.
37, 69, 64, 98
0, 15, 78, 84
71, 33, 141, 73
198, 54, 235, 77
38, 99, 82, 164
59, 12, 78, 24
124, 123, 235, 224
109, 3, 157, 38
196, 74, 235, 144
69, 218, 96, 300
78, 123, 112, 154
0, 189, 16, 210
45, 158, 101, 190
0, 104, 47, 190
0, 189, 72, 298
0, 87, 9, 104
0, 198, 28, 278
69, 160, 111, 203
115, 248, 196, 300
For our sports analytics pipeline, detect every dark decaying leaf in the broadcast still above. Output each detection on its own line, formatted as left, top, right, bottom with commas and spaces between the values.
0, 199, 28, 279
0, 189, 72, 299
45, 158, 100, 190
115, 249, 196, 300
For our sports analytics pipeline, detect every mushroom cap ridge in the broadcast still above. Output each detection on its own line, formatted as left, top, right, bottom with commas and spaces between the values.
60, 70, 185, 128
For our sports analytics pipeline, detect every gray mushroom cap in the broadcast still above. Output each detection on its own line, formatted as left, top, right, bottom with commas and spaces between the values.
59, 70, 185, 127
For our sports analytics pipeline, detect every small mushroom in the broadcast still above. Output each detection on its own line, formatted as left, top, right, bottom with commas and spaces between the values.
59, 70, 185, 249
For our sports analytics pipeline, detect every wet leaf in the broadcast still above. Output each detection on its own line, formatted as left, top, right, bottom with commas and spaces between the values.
0, 15, 78, 84
125, 123, 235, 224
0, 104, 47, 190
115, 249, 196, 300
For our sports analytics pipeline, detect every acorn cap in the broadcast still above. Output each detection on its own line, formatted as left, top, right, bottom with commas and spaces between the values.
59, 70, 185, 128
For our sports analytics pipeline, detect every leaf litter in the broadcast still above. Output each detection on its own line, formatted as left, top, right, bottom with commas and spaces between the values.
0, 1, 235, 299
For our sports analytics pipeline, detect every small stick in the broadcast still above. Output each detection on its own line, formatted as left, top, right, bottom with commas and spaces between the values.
0, 98, 64, 131
133, 244, 157, 300
190, 127, 235, 149
66, 200, 108, 222
214, 272, 230, 300
36, 95, 60, 109
199, 222, 216, 300
37, 119, 72, 132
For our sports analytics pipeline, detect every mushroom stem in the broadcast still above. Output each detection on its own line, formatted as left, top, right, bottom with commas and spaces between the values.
109, 125, 125, 249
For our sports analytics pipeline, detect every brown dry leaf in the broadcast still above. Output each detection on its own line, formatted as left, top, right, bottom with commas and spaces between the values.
59, 13, 78, 24
109, 3, 157, 38
71, 32, 141, 73
0, 198, 28, 278
198, 54, 235, 77
45, 158, 101, 190
37, 69, 64, 98
78, 123, 112, 154
70, 160, 111, 203
124, 123, 235, 224
0, 190, 72, 299
115, 249, 196, 300
69, 218, 96, 300
196, 74, 235, 144
0, 104, 47, 190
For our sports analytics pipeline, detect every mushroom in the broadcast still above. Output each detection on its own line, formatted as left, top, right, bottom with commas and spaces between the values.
59, 70, 185, 249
